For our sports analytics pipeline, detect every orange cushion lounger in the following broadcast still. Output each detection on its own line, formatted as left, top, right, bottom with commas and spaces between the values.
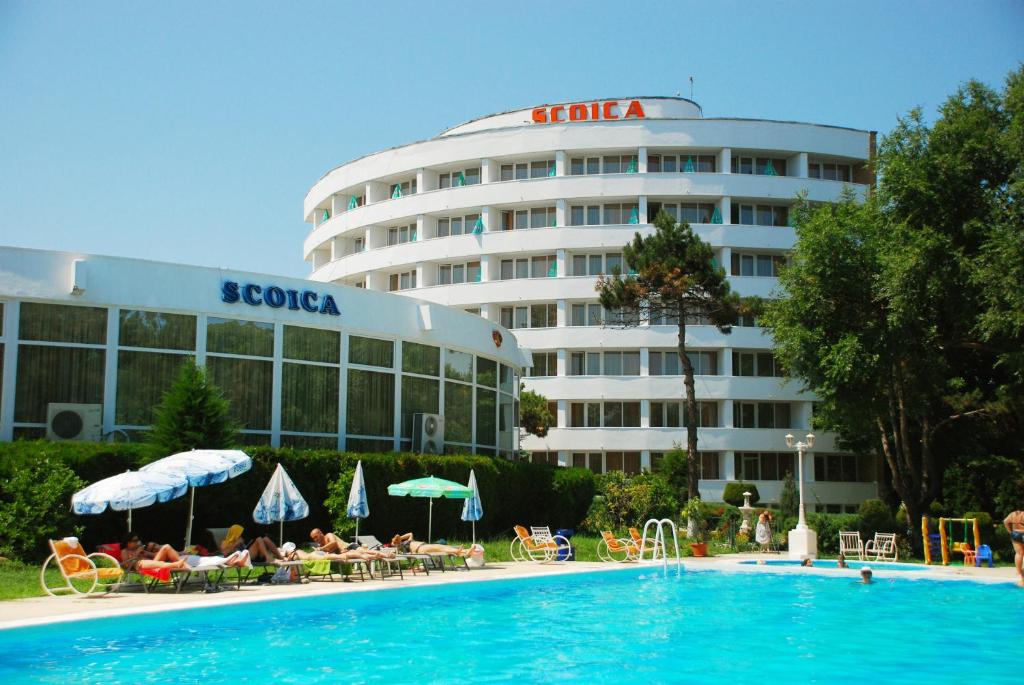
598, 531, 639, 562
41, 538, 124, 596
510, 525, 570, 563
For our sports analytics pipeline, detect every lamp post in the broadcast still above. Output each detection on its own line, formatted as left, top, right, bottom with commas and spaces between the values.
785, 432, 817, 559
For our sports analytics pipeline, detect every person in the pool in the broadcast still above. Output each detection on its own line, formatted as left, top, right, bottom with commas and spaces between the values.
859, 567, 873, 584
120, 533, 189, 572
836, 554, 848, 568
1003, 510, 1024, 586
391, 533, 470, 556
800, 558, 814, 567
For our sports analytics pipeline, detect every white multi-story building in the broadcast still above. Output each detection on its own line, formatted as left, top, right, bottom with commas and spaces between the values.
302, 97, 879, 511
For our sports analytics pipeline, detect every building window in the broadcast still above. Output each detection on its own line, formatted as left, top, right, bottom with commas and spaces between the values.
649, 202, 716, 225
499, 306, 528, 330
650, 400, 719, 428
528, 351, 558, 377
735, 452, 796, 481
499, 258, 531, 280
387, 223, 417, 246
814, 453, 873, 482
438, 261, 481, 285
530, 303, 557, 328
649, 154, 716, 173
528, 254, 557, 278
732, 401, 792, 429
808, 160, 852, 182
438, 167, 481, 188
569, 303, 603, 327
732, 351, 783, 377
388, 179, 416, 199
570, 253, 625, 276
731, 155, 788, 176
436, 213, 480, 238
731, 203, 789, 227
731, 252, 786, 277
569, 156, 603, 175
568, 401, 640, 427
649, 350, 717, 375
388, 271, 418, 291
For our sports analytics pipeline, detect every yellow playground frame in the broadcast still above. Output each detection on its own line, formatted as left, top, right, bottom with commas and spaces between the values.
922, 516, 981, 565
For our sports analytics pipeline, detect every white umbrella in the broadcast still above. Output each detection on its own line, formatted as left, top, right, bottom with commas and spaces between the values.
460, 469, 483, 545
71, 469, 188, 530
141, 449, 252, 548
253, 463, 309, 545
346, 460, 369, 540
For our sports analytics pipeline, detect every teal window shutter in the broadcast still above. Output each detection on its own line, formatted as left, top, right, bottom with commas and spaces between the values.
628, 205, 639, 224
548, 260, 557, 277
626, 157, 638, 173
711, 207, 723, 224
411, 227, 418, 241
456, 171, 466, 187
473, 216, 485, 234
683, 156, 696, 173
347, 196, 358, 210
322, 209, 330, 222
764, 160, 777, 176
391, 184, 402, 199
548, 163, 556, 177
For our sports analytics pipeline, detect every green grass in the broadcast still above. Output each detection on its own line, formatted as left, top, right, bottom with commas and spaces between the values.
0, 561, 59, 601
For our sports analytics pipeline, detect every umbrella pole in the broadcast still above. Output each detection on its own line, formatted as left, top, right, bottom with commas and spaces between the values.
279, 519, 284, 547
128, 507, 132, 532
185, 486, 195, 550
472, 520, 476, 547
428, 498, 433, 543
355, 519, 359, 542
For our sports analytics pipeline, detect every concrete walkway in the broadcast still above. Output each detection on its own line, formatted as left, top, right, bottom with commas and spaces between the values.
1, 554, 1018, 631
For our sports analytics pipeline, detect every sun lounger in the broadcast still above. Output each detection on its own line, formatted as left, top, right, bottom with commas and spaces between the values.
598, 531, 639, 562
358, 535, 429, 575
511, 525, 570, 563
41, 538, 124, 596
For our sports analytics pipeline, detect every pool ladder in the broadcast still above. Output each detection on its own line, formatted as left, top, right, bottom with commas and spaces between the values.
640, 518, 684, 576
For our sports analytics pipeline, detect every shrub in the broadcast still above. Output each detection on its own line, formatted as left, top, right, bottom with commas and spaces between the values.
808, 513, 861, 554
148, 360, 236, 454
656, 446, 688, 500
581, 471, 676, 533
0, 457, 85, 561
779, 471, 798, 518
858, 499, 898, 539
722, 482, 760, 507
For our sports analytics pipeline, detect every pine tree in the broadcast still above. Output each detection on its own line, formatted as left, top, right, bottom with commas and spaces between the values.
779, 470, 798, 519
148, 360, 237, 454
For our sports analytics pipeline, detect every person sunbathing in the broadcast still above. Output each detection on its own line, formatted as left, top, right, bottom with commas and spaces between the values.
309, 528, 346, 553
290, 548, 391, 562
391, 532, 470, 556
247, 536, 290, 562
121, 533, 189, 572
184, 550, 251, 568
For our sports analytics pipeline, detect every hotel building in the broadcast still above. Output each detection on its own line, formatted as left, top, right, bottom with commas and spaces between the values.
301, 97, 879, 510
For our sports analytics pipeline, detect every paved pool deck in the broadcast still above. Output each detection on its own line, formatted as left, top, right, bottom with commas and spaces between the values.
2, 553, 1018, 631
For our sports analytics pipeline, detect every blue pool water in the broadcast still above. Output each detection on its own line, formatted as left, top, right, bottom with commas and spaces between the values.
738, 559, 932, 571
1, 567, 1020, 684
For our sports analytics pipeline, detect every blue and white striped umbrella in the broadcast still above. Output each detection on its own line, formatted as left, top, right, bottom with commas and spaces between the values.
253, 463, 309, 545
346, 460, 369, 538
71, 470, 188, 530
141, 449, 252, 548
460, 469, 483, 544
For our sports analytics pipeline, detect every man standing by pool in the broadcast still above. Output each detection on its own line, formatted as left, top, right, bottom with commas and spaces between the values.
1003, 510, 1024, 587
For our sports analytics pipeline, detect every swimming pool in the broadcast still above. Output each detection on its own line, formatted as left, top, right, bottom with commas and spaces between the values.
1, 567, 1019, 683
738, 559, 932, 571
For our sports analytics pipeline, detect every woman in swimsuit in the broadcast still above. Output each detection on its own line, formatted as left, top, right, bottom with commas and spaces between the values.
121, 533, 189, 572
391, 532, 470, 556
1003, 510, 1024, 587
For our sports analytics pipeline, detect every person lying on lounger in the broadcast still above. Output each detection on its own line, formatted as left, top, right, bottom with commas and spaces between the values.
309, 528, 347, 553
290, 548, 393, 562
121, 533, 190, 572
184, 550, 251, 568
391, 533, 470, 556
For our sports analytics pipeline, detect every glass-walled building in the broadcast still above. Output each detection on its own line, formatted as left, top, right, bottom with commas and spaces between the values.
300, 96, 880, 510
0, 247, 526, 454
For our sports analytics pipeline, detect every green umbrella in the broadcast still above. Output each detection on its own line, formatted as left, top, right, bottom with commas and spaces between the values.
387, 476, 473, 543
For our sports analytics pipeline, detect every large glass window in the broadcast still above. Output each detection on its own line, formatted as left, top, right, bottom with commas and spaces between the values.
115, 351, 187, 425
476, 357, 497, 387
444, 381, 472, 444
346, 369, 394, 437
400, 375, 439, 439
19, 303, 106, 343
475, 387, 496, 446
349, 336, 394, 368
402, 342, 440, 376
207, 356, 273, 430
207, 318, 273, 357
283, 326, 339, 363
281, 363, 338, 433
732, 401, 791, 428
445, 349, 473, 382
119, 310, 196, 350
14, 346, 105, 422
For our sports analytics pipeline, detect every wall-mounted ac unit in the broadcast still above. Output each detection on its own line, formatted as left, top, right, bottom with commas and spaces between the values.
46, 403, 102, 442
412, 413, 444, 455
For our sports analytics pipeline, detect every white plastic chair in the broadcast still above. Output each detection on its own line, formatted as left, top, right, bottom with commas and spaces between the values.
839, 531, 865, 560
864, 533, 898, 562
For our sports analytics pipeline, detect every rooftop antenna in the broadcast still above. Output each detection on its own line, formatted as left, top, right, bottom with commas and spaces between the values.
689, 75, 694, 100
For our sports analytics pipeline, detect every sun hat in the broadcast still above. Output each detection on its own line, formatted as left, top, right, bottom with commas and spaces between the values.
280, 542, 296, 554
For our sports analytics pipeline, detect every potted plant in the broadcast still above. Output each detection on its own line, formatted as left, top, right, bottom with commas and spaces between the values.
682, 497, 709, 557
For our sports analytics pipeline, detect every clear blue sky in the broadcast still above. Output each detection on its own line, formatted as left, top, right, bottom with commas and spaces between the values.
1, 1, 1021, 278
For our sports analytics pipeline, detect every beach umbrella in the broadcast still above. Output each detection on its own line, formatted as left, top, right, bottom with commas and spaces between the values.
253, 463, 309, 545
346, 460, 369, 540
71, 469, 188, 530
141, 449, 252, 549
387, 475, 473, 543
460, 469, 483, 545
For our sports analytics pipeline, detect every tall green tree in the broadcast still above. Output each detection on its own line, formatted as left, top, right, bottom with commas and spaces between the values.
763, 68, 1024, 548
519, 387, 554, 438
598, 211, 743, 499
148, 359, 237, 454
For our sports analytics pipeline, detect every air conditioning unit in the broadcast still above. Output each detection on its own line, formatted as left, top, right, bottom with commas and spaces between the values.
412, 413, 444, 454
46, 403, 102, 442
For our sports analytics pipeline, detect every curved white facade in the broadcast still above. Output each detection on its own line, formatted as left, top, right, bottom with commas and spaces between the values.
0, 247, 526, 456
302, 97, 879, 510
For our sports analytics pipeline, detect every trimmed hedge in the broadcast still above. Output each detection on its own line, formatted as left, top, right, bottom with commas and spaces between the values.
0, 442, 595, 561
722, 482, 760, 507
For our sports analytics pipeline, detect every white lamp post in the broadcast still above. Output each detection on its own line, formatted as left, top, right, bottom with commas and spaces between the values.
786, 432, 817, 559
